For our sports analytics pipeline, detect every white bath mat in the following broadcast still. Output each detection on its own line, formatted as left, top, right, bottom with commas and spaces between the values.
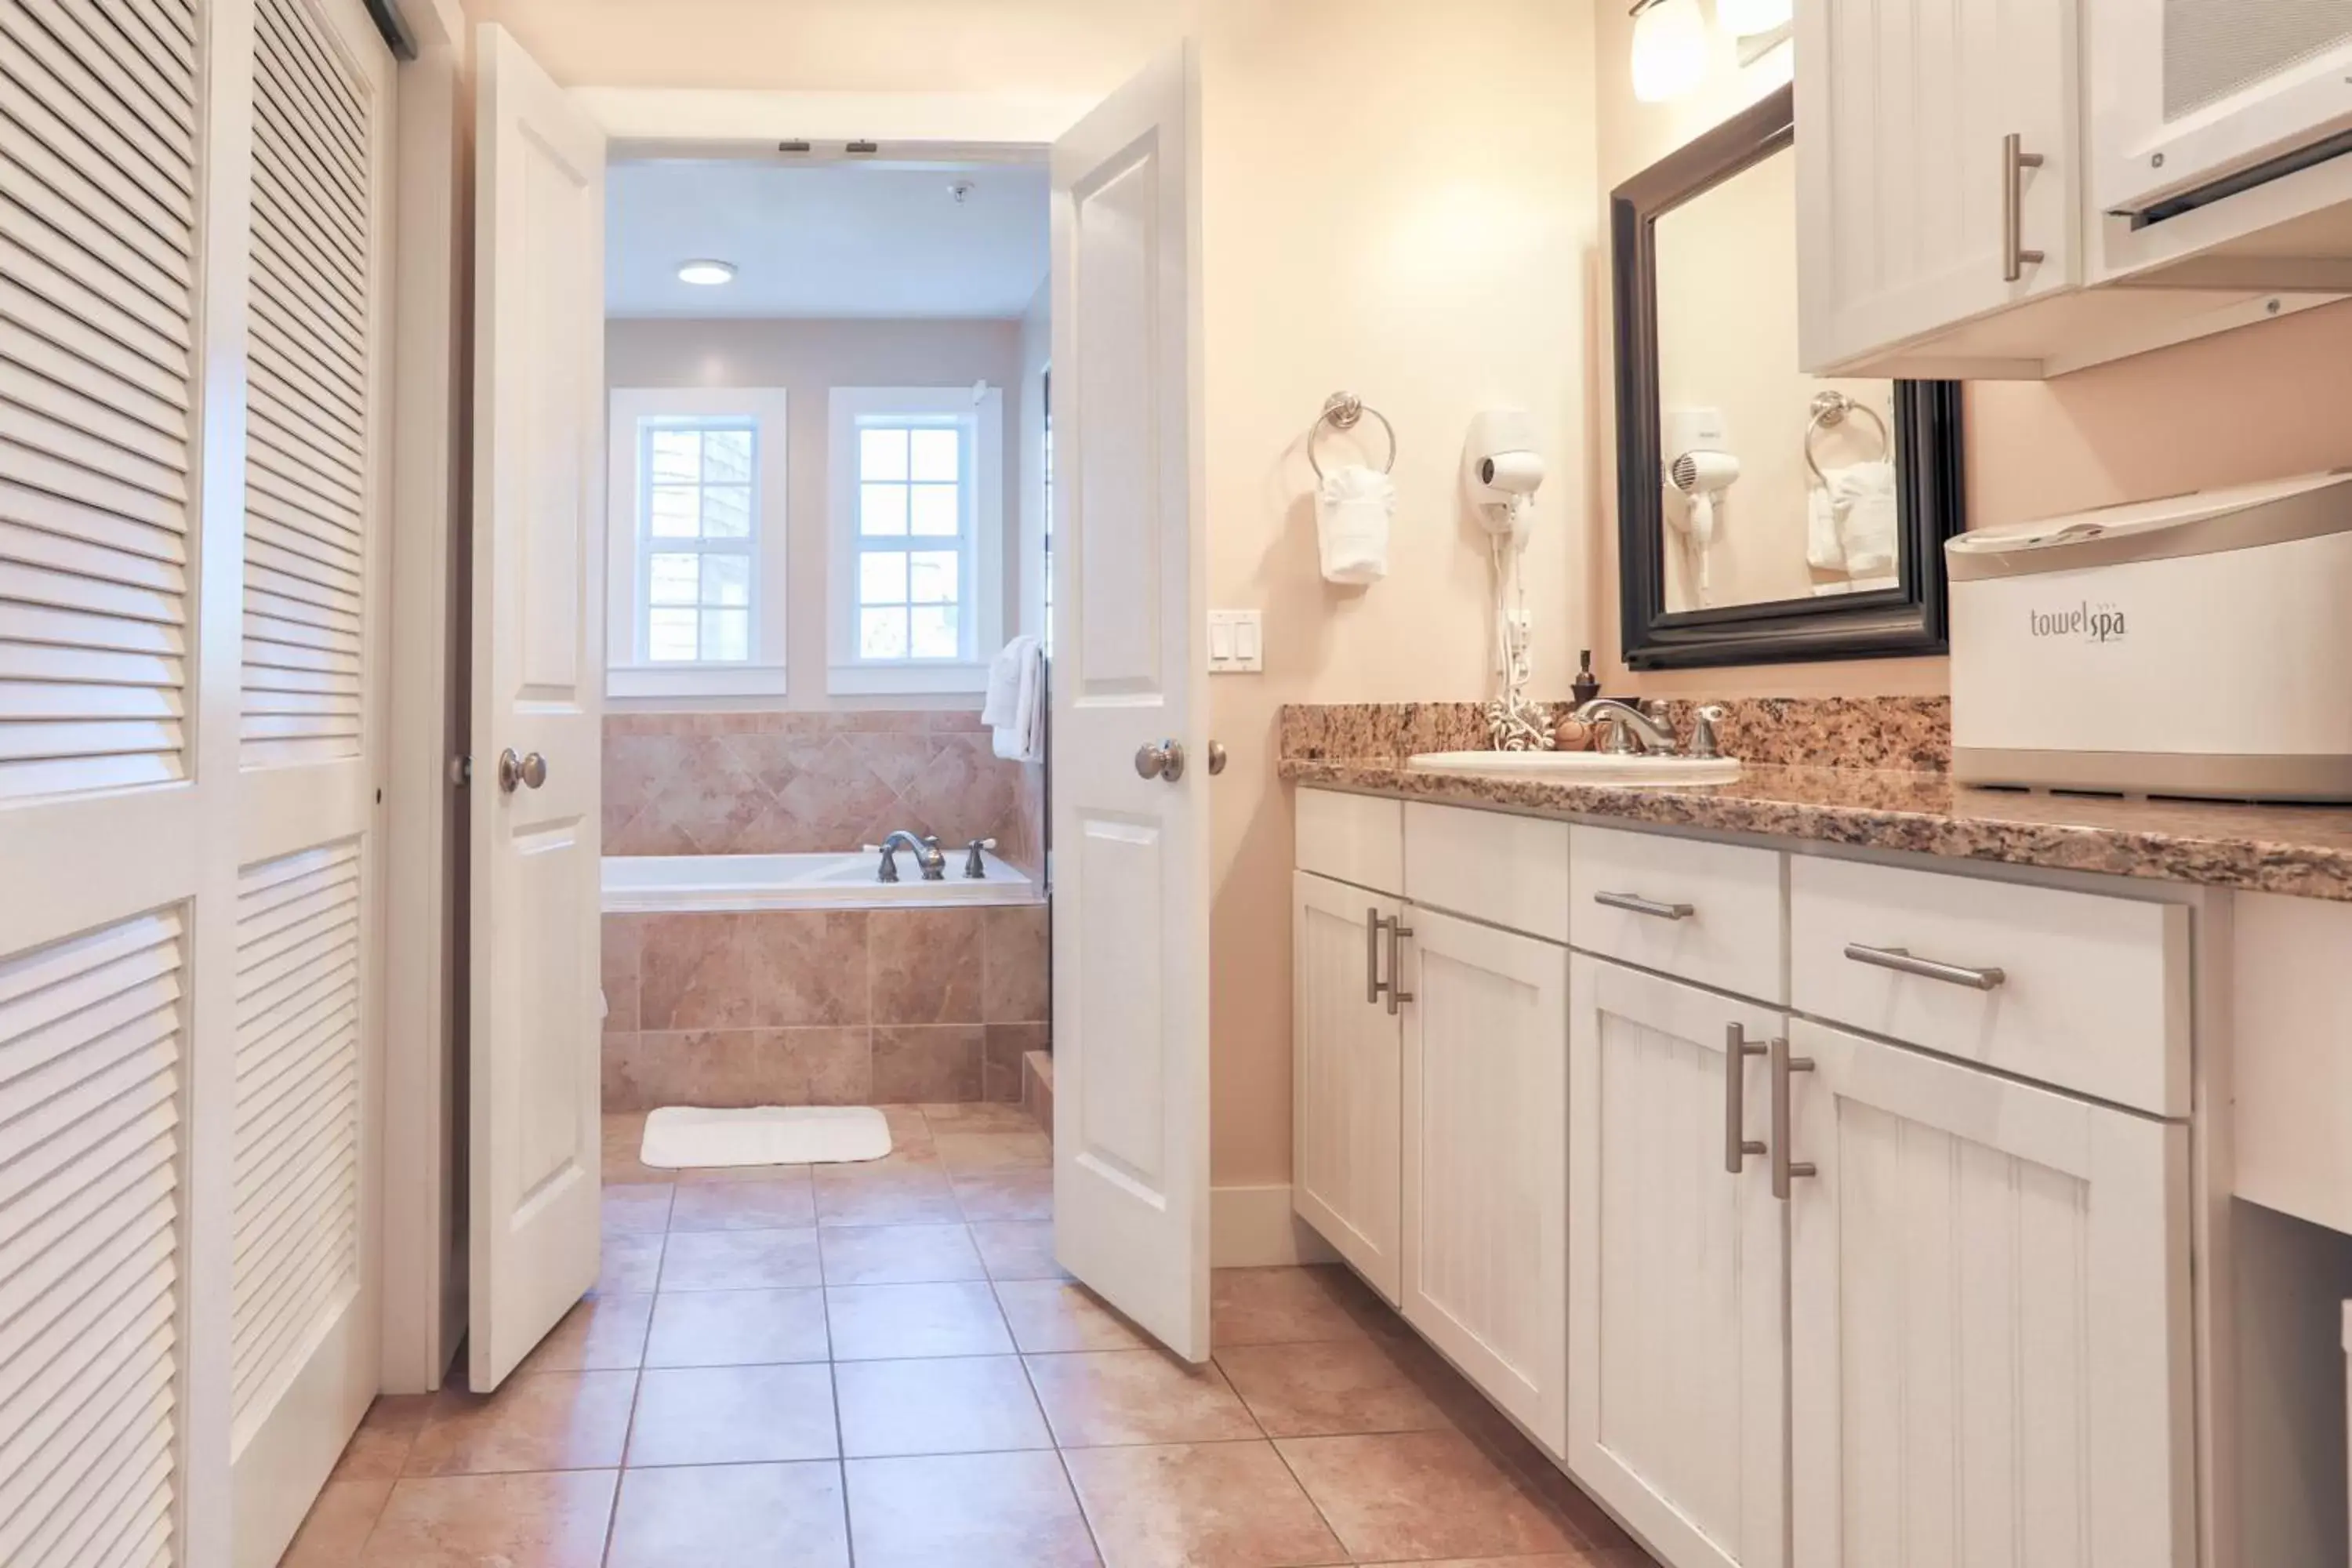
640, 1105, 893, 1170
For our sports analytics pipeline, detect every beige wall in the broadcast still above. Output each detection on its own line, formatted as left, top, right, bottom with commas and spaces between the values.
605, 317, 1029, 712
1202, 1, 1601, 1186
1589, 6, 2352, 700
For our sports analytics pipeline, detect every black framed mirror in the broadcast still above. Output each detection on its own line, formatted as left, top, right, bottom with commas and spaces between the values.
1612, 85, 1966, 670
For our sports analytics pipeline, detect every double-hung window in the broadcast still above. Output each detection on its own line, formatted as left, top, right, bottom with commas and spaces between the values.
605, 387, 790, 699
828, 386, 1005, 695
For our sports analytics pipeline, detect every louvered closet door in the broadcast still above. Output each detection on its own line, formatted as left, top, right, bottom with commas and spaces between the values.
2, 0, 241, 1563
228, 0, 392, 1561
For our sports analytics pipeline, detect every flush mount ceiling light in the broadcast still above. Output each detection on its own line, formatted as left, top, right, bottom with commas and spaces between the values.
1629, 0, 1708, 103
676, 259, 736, 286
1715, 0, 1794, 36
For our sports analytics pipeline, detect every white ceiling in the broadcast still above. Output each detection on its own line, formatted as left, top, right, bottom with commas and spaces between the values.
605, 160, 1050, 319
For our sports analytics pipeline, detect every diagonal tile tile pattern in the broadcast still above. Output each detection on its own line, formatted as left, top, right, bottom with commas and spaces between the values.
287, 1109, 1663, 1567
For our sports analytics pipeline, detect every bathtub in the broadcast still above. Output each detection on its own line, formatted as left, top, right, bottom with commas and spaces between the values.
601, 849, 1040, 914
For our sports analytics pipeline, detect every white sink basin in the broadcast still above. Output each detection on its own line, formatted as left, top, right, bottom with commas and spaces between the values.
1406, 750, 1742, 786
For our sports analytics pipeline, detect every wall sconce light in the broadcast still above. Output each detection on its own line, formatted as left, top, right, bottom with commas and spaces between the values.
1630, 0, 1709, 103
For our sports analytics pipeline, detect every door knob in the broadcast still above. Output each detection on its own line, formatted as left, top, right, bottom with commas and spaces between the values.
497, 748, 548, 793
1134, 739, 1185, 782
1207, 741, 1228, 776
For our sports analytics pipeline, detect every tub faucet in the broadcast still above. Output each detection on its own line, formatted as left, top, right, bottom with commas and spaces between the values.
962, 837, 997, 880
877, 831, 946, 882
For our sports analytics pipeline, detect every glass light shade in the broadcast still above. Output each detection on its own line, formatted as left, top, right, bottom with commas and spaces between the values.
1631, 0, 1708, 103
1715, 0, 1793, 35
676, 259, 736, 285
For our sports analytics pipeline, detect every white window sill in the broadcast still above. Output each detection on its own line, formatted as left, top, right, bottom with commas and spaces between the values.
608, 664, 791, 700
826, 662, 990, 696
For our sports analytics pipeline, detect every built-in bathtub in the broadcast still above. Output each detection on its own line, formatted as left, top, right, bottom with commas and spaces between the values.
601, 849, 1040, 914
600, 849, 1049, 1110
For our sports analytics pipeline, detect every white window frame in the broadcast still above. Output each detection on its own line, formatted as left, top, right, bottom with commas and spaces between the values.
604, 386, 791, 699
827, 384, 1006, 695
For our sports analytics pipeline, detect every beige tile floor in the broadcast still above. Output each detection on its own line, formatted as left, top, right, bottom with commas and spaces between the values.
282, 1106, 1662, 1567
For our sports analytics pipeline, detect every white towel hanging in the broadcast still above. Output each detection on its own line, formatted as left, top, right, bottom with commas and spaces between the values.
983, 636, 1046, 762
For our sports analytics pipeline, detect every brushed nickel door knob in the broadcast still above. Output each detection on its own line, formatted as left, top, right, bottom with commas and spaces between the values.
498, 748, 548, 793
1134, 739, 1185, 782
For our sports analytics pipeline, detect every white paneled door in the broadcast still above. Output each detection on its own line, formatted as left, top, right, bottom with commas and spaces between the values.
1786, 1018, 2195, 1568
0, 0, 394, 1560
1291, 871, 1402, 1303
468, 22, 608, 1392
1568, 957, 1784, 1568
1399, 907, 1567, 1453
1048, 44, 1210, 1362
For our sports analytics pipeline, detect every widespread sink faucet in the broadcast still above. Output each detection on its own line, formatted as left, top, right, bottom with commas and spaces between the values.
877, 830, 946, 882
1572, 699, 1727, 760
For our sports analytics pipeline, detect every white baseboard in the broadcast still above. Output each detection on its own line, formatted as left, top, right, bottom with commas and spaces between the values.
1210, 1184, 1340, 1269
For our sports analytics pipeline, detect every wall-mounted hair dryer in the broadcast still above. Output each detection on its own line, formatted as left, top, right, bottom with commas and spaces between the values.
1464, 409, 1546, 545
1666, 448, 1740, 600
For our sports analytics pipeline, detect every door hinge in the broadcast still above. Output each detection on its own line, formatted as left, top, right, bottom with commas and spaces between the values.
449, 753, 472, 787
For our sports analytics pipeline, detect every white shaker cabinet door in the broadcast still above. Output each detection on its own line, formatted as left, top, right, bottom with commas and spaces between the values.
1292, 871, 1403, 1303
1796, 0, 2077, 372
1569, 957, 1786, 1568
1399, 907, 1568, 1455
1786, 1019, 2194, 1568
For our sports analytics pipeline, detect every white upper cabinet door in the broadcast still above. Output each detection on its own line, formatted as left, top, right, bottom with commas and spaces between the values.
1569, 957, 1785, 1568
1292, 871, 1403, 1303
1786, 1020, 2194, 1568
1797, 0, 2078, 372
1400, 906, 1567, 1454
1048, 43, 1212, 1363
468, 21, 608, 1392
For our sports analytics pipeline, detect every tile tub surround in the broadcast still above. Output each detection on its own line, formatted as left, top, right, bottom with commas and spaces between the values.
1281, 695, 1953, 773
604, 710, 1042, 869
603, 904, 1051, 1109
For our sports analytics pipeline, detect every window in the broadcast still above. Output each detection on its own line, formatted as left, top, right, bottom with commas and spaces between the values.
828, 386, 1004, 695
606, 387, 789, 699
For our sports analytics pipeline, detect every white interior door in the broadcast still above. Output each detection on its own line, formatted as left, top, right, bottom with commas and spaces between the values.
1048, 43, 1210, 1362
1568, 957, 1784, 1568
227, 0, 397, 1555
1787, 1018, 2194, 1568
468, 21, 607, 1391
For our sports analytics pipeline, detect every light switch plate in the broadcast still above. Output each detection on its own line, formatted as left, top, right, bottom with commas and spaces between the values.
1208, 610, 1263, 673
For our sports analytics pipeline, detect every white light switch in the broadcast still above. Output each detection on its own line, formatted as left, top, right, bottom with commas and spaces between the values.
1207, 610, 1263, 673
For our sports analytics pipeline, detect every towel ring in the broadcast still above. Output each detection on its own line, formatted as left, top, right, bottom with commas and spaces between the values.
1804, 390, 1889, 486
1308, 391, 1397, 481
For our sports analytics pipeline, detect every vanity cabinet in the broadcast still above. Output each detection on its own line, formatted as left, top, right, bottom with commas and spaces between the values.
1568, 956, 1786, 1568
1400, 906, 1568, 1453
1785, 1018, 2195, 1567
1795, 0, 2352, 377
1290, 871, 1403, 1302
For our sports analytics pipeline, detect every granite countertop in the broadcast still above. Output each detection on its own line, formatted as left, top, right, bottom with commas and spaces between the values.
1280, 755, 2352, 904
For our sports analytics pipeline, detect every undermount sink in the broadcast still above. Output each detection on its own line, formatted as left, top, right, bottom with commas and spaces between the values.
1406, 750, 1742, 786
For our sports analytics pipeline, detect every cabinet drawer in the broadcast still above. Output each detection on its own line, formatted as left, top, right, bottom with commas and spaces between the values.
1790, 855, 2189, 1117
1296, 788, 1403, 894
1569, 826, 1784, 1001
1404, 802, 1568, 942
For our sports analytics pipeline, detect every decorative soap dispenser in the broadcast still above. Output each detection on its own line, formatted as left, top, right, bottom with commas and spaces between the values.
1570, 650, 1601, 709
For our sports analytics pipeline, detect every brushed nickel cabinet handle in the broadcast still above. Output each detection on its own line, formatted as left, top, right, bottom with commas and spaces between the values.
1770, 1035, 1816, 1202
1367, 909, 1388, 1007
1844, 942, 2006, 992
2003, 132, 2046, 283
1724, 1022, 1767, 1174
1595, 891, 1695, 921
1385, 920, 1414, 1017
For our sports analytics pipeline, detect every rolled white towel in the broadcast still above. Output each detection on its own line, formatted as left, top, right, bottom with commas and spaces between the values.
1831, 459, 1899, 577
1316, 463, 1394, 585
984, 636, 1046, 762
1806, 483, 1848, 572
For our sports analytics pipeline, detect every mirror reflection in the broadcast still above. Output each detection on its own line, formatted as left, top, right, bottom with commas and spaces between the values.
1650, 147, 1898, 614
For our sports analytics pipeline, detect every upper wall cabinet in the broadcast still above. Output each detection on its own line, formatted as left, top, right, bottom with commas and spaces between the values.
1798, 0, 2352, 378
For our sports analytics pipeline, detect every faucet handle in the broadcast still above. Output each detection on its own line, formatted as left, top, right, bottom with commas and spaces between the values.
963, 837, 998, 879
1690, 704, 1726, 760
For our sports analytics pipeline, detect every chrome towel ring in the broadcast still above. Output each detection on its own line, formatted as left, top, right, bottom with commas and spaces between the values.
1804, 390, 1889, 486
1308, 391, 1397, 481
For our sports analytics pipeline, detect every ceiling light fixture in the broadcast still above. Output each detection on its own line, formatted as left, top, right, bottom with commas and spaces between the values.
1629, 0, 1708, 103
677, 260, 736, 286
